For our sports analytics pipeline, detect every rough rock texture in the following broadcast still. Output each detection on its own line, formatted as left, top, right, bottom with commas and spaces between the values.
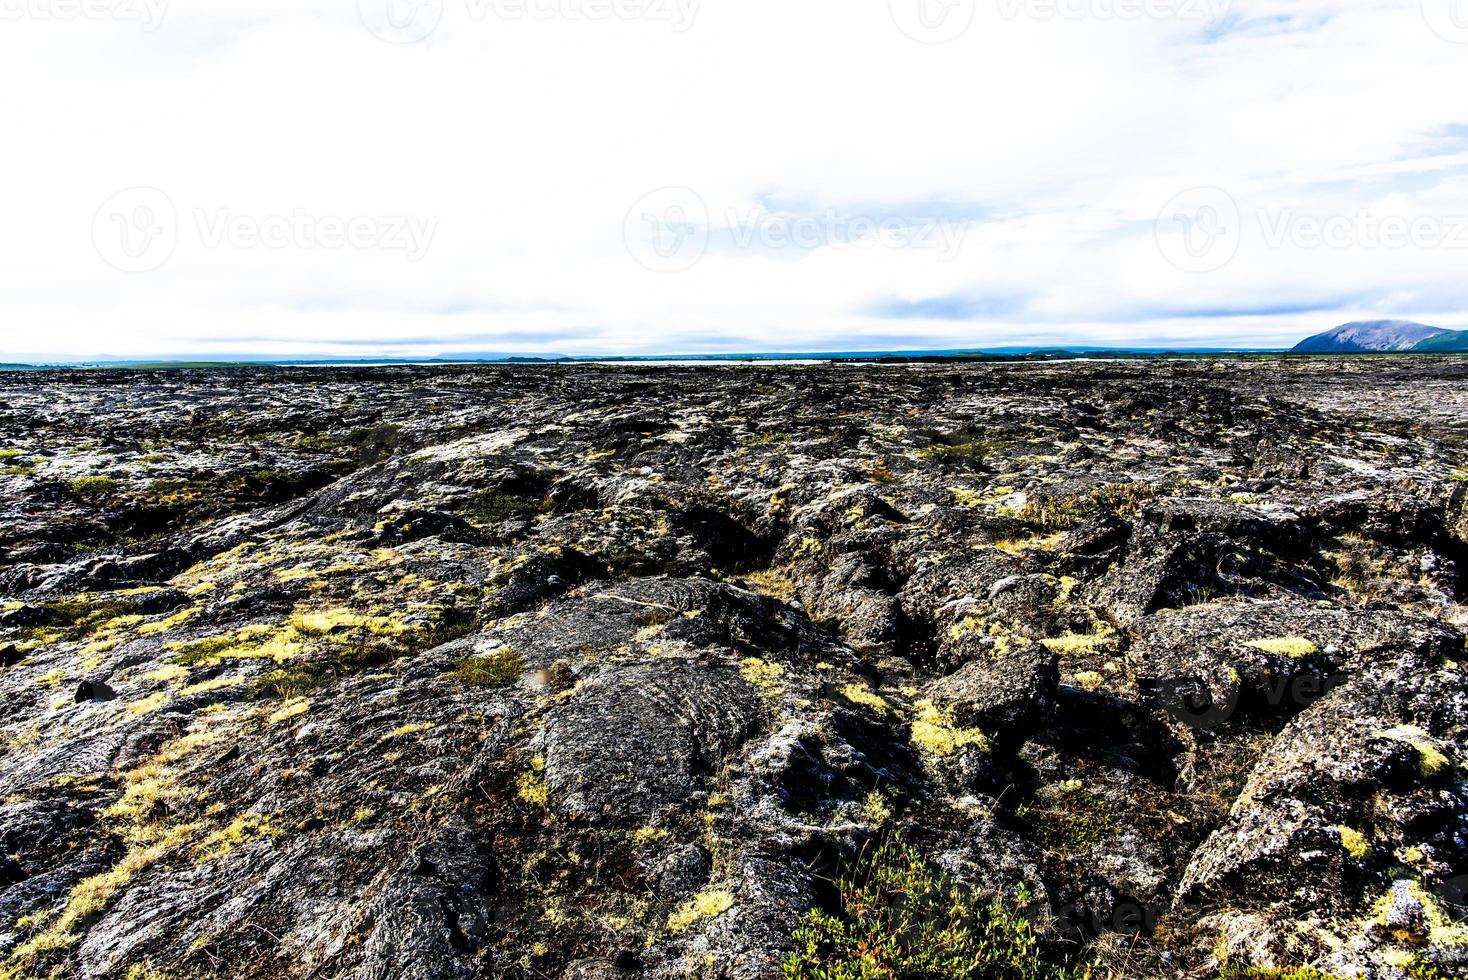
1, 358, 1467, 979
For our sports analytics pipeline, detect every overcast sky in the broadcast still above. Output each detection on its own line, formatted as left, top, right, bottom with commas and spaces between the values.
3, 0, 1467, 359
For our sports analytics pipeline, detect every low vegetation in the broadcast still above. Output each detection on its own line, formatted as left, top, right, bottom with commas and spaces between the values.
783, 837, 1088, 980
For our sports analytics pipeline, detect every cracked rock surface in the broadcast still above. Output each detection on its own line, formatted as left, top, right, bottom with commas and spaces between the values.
1, 358, 1467, 979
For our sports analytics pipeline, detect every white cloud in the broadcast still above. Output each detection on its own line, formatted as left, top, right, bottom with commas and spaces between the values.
1, 0, 1466, 358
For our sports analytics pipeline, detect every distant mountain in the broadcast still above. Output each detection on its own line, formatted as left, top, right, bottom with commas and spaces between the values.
1292, 320, 1449, 353
1411, 330, 1468, 353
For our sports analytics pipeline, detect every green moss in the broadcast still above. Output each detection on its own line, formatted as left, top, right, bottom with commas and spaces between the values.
918, 437, 1003, 470
1402, 955, 1467, 980
1019, 785, 1119, 855
447, 649, 525, 688
465, 489, 545, 525
194, 815, 280, 863
783, 836, 1086, 980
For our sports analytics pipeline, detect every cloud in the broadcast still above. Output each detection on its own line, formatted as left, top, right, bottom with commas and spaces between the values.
1, 0, 1465, 358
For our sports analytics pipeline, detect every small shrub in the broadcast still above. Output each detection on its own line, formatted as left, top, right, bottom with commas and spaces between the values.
447, 649, 525, 688
783, 836, 1087, 980
918, 437, 1003, 471
633, 608, 675, 628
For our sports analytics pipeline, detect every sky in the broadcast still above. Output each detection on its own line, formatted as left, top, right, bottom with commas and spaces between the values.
2, 0, 1467, 359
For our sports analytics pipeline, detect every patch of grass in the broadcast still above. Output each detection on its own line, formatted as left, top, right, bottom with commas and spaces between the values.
1216, 967, 1351, 980
743, 567, 797, 603
253, 665, 328, 700
68, 476, 122, 498
447, 649, 525, 688
783, 836, 1086, 980
994, 532, 1068, 555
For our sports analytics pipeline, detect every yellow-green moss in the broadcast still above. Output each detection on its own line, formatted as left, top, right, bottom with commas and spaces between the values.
910, 700, 989, 758
1246, 637, 1319, 658
267, 698, 311, 724
839, 682, 891, 716
1376, 725, 1452, 776
740, 657, 786, 694
667, 889, 735, 932
1333, 825, 1370, 859
1042, 625, 1117, 655
1071, 671, 1106, 692
194, 816, 280, 863
382, 722, 434, 740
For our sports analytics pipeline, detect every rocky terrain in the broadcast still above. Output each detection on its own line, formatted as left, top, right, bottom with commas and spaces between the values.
1, 358, 1467, 980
